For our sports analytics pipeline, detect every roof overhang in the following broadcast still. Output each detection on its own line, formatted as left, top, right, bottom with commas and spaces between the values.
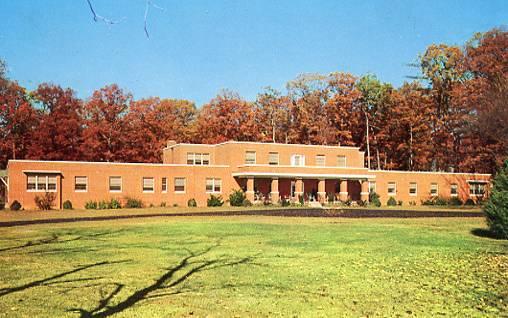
22, 170, 62, 174
232, 172, 375, 180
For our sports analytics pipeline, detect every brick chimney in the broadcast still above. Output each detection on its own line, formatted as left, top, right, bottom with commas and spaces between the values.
167, 140, 177, 148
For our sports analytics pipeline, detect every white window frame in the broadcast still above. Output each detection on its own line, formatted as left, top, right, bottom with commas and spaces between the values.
174, 177, 186, 193
450, 183, 458, 197
430, 183, 438, 197
387, 182, 396, 195
206, 178, 222, 193
161, 177, 167, 193
142, 177, 155, 193
74, 176, 88, 192
245, 151, 256, 164
369, 181, 376, 193
268, 152, 279, 165
409, 182, 417, 196
291, 154, 305, 166
109, 176, 122, 193
27, 174, 57, 193
315, 155, 326, 167
337, 155, 347, 168
469, 182, 485, 197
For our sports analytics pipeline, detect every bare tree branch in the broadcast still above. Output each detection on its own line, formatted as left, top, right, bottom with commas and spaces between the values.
86, 0, 124, 25
144, 0, 165, 39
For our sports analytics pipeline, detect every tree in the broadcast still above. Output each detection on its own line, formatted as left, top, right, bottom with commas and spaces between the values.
81, 84, 132, 162
195, 90, 259, 143
484, 159, 508, 239
27, 83, 84, 161
254, 87, 291, 143
0, 79, 37, 168
124, 97, 197, 162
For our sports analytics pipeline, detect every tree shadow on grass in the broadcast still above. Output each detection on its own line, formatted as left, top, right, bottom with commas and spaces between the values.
0, 260, 130, 297
471, 228, 507, 240
69, 242, 262, 318
0, 229, 125, 253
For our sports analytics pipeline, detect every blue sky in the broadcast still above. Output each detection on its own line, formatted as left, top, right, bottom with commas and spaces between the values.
0, 0, 506, 106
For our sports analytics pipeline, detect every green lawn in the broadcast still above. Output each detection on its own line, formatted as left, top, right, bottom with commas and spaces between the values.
0, 216, 506, 317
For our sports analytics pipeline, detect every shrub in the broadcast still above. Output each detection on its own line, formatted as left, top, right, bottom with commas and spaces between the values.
160, 202, 166, 207
242, 199, 252, 207
422, 198, 435, 206
34, 192, 56, 210
109, 198, 121, 209
369, 191, 381, 207
187, 198, 197, 207
149, 203, 155, 208
387, 197, 397, 206
125, 198, 143, 209
10, 200, 21, 211
298, 194, 304, 205
327, 192, 335, 203
397, 200, 403, 206
63, 200, 73, 210
97, 200, 109, 210
448, 197, 463, 206
0, 202, 4, 210
409, 200, 417, 206
281, 197, 290, 207
207, 194, 224, 207
229, 189, 247, 207
484, 160, 508, 239
173, 203, 178, 207
464, 198, 476, 206
434, 197, 448, 206
85, 200, 97, 209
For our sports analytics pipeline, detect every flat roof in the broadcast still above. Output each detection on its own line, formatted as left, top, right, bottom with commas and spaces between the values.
164, 140, 361, 150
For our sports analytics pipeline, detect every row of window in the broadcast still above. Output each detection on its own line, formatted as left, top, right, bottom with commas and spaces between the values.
27, 175, 222, 194
370, 181, 485, 196
246, 151, 347, 167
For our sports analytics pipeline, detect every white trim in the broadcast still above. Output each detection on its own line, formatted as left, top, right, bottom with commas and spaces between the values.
339, 192, 348, 195
142, 177, 155, 193
174, 177, 186, 193
370, 169, 491, 176
232, 172, 376, 179
164, 141, 361, 150
74, 176, 88, 193
360, 192, 369, 195
430, 183, 439, 197
205, 178, 222, 194
0, 176, 9, 191
12, 160, 228, 168
387, 182, 397, 195
109, 176, 122, 193
238, 164, 367, 170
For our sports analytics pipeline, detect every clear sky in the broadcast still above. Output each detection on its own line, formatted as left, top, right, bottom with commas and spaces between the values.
0, 0, 506, 106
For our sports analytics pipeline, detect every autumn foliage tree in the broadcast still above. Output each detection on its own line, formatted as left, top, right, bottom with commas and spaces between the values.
27, 83, 84, 161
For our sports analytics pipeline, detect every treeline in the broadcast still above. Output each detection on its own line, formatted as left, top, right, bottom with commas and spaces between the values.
1, 28, 507, 173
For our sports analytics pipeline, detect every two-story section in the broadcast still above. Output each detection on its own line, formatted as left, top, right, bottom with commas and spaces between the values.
163, 141, 375, 203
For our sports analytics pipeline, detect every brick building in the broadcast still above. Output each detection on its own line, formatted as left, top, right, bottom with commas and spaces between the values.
5, 141, 490, 209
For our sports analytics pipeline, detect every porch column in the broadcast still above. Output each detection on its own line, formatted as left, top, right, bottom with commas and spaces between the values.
360, 180, 369, 202
318, 179, 326, 203
295, 178, 304, 198
339, 180, 348, 202
270, 178, 280, 203
246, 177, 255, 202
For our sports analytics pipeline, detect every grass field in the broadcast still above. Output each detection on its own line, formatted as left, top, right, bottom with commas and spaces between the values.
0, 216, 506, 317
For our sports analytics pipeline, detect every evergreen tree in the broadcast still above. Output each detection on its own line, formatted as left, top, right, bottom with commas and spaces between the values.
484, 159, 508, 238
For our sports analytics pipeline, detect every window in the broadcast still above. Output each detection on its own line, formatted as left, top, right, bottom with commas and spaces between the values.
409, 182, 417, 196
430, 183, 438, 196
316, 155, 326, 166
450, 184, 458, 197
469, 182, 485, 196
369, 181, 376, 193
206, 178, 222, 193
387, 182, 396, 195
337, 155, 347, 168
27, 174, 57, 192
143, 177, 154, 192
202, 153, 210, 165
268, 152, 279, 165
187, 153, 210, 165
109, 176, 122, 192
245, 151, 256, 164
291, 154, 305, 166
174, 178, 186, 192
75, 176, 88, 192
161, 177, 167, 192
